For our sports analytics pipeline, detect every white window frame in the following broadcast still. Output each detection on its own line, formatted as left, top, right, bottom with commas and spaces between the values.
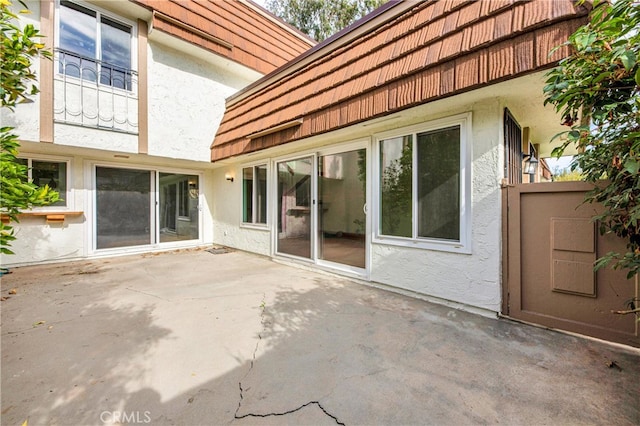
86, 161, 203, 254
54, 0, 138, 92
240, 162, 269, 229
17, 154, 73, 211
372, 112, 472, 254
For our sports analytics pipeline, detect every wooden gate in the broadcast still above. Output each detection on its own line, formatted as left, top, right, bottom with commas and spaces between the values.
503, 182, 639, 347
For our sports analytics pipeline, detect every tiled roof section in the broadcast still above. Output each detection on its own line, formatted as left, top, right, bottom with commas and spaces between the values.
132, 0, 315, 75
211, 0, 589, 162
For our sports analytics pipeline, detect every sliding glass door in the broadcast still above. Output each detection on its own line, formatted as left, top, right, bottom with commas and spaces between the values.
95, 166, 200, 250
318, 149, 366, 269
274, 145, 368, 273
276, 157, 313, 259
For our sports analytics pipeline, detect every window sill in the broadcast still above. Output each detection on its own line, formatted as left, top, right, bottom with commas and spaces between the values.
240, 223, 270, 231
1, 211, 83, 224
373, 235, 471, 254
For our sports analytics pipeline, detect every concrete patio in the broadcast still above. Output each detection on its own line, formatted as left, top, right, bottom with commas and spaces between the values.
1, 248, 639, 425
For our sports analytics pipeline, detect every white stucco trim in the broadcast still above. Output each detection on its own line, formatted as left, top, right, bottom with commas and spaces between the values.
371, 112, 473, 254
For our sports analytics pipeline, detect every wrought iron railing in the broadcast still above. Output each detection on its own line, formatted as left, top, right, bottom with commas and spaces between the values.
53, 48, 139, 134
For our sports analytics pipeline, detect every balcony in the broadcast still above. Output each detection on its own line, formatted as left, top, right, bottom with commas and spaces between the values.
53, 48, 138, 134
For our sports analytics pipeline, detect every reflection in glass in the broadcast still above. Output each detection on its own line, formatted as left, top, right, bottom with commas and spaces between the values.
318, 149, 366, 268
59, 1, 96, 59
417, 126, 460, 241
242, 167, 253, 223
96, 167, 151, 249
59, 1, 97, 81
380, 135, 413, 237
243, 165, 267, 224
58, 1, 132, 89
32, 161, 67, 207
100, 17, 132, 89
277, 158, 312, 259
256, 165, 267, 224
159, 173, 199, 243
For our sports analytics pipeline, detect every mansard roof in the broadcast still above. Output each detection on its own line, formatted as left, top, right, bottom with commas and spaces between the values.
212, 0, 589, 162
132, 0, 315, 75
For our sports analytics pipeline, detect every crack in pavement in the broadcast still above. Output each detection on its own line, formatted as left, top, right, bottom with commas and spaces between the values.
233, 293, 345, 426
235, 399, 345, 425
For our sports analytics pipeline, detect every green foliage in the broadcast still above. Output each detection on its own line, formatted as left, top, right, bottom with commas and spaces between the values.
543, 0, 640, 278
1, 0, 58, 255
381, 142, 412, 236
266, 0, 386, 41
552, 168, 584, 182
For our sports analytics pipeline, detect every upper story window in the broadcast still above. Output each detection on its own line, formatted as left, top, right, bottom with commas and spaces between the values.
374, 113, 472, 253
57, 0, 134, 90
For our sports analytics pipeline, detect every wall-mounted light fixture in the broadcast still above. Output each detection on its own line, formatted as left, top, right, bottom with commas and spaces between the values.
225, 172, 234, 183
522, 153, 539, 175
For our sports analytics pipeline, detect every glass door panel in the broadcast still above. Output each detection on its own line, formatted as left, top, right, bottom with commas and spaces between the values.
277, 157, 312, 259
318, 149, 366, 269
159, 173, 199, 243
96, 167, 151, 249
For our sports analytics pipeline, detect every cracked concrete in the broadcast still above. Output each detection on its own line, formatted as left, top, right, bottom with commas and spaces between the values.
234, 293, 345, 425
2, 249, 639, 425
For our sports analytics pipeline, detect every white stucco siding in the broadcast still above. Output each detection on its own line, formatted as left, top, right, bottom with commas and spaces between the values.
369, 100, 502, 312
211, 168, 271, 256
1, 151, 87, 266
54, 125, 139, 152
209, 91, 507, 313
1, 0, 41, 143
146, 43, 254, 162
0, 140, 217, 267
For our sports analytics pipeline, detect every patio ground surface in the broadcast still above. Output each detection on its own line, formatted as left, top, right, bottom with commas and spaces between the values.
1, 248, 639, 425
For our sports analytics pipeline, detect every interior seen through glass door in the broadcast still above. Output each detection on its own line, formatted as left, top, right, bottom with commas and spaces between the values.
159, 173, 199, 242
318, 149, 366, 269
277, 157, 312, 259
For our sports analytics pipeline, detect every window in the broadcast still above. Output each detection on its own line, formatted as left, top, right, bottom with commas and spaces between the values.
58, 0, 133, 90
17, 158, 69, 207
504, 108, 522, 184
376, 114, 470, 251
242, 165, 267, 225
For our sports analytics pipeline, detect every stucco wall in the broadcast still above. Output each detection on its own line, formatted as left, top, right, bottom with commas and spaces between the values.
210, 168, 272, 256
210, 93, 504, 313
370, 100, 502, 312
146, 43, 253, 162
0, 0, 41, 143
1, 143, 216, 266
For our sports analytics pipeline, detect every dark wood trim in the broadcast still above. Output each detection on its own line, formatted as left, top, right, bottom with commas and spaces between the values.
246, 119, 303, 140
39, 0, 54, 143
137, 19, 148, 154
501, 185, 510, 315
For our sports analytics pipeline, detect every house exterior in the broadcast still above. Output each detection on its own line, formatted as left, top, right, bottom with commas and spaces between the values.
209, 0, 589, 314
3, 0, 592, 318
1, 0, 313, 265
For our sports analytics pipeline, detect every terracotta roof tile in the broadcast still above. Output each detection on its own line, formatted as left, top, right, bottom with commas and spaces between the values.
212, 0, 589, 161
